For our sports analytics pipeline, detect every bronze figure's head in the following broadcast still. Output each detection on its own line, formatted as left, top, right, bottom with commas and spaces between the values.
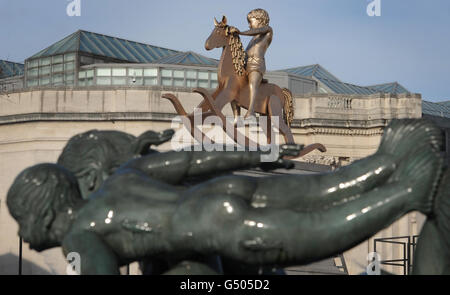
57, 129, 174, 199
7, 163, 81, 251
247, 8, 269, 28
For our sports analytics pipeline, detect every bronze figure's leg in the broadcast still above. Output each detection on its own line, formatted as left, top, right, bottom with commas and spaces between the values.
412, 167, 450, 274
172, 136, 443, 266
245, 71, 263, 119
231, 101, 241, 124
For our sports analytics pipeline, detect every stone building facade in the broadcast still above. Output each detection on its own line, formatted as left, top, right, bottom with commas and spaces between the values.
0, 30, 448, 275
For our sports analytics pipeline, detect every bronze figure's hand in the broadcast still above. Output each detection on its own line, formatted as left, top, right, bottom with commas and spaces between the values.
228, 26, 240, 35
259, 144, 303, 171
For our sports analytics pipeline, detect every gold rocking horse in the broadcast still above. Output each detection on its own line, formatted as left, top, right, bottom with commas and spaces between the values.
162, 16, 326, 156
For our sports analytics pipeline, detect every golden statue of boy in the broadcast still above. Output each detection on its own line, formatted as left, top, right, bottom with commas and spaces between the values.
229, 8, 272, 120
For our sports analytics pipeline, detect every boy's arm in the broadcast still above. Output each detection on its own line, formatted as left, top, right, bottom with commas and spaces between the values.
229, 26, 272, 36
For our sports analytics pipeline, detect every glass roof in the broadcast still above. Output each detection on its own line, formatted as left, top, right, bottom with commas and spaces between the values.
154, 51, 218, 66
317, 77, 377, 95
0, 60, 24, 78
422, 100, 450, 118
366, 82, 409, 94
29, 30, 180, 63
279, 64, 412, 96
280, 64, 342, 82
437, 100, 450, 108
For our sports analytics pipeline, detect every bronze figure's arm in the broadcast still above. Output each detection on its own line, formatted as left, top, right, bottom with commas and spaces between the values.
120, 144, 301, 185
237, 26, 272, 36
229, 26, 272, 36
62, 230, 120, 275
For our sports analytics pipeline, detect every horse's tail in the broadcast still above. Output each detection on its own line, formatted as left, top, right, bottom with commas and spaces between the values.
282, 88, 294, 127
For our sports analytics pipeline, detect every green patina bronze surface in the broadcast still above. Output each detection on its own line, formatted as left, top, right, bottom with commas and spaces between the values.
6, 119, 450, 274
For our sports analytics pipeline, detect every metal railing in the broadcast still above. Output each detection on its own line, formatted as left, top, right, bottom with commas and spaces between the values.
373, 235, 419, 275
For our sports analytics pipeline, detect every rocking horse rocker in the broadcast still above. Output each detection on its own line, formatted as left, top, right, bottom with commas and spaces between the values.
162, 15, 326, 157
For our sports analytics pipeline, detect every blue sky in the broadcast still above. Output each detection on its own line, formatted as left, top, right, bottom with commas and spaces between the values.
0, 0, 449, 102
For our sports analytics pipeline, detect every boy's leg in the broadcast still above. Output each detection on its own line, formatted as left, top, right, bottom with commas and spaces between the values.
245, 71, 262, 119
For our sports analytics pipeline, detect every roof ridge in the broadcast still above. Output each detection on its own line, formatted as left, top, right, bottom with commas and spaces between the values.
153, 50, 219, 65
29, 30, 80, 59
277, 64, 342, 82
0, 60, 24, 65
78, 29, 180, 53
316, 76, 369, 88
366, 81, 398, 87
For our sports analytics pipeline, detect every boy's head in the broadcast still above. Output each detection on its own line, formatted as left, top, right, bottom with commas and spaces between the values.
247, 8, 270, 27
7, 163, 81, 251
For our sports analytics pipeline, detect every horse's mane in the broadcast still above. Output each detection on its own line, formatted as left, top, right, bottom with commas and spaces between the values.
227, 28, 247, 76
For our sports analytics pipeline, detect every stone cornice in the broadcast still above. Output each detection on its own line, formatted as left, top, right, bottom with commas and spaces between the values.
0, 85, 210, 96
294, 92, 422, 99
291, 118, 389, 129
0, 112, 176, 125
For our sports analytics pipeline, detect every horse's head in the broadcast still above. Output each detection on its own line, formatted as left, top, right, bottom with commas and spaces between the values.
205, 15, 229, 51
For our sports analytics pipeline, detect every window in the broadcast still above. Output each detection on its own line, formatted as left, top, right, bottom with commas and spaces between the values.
40, 76, 50, 85
130, 77, 143, 85
64, 62, 75, 71
186, 70, 197, 79
39, 66, 51, 75
65, 73, 74, 82
53, 64, 64, 73
198, 80, 209, 88
52, 55, 63, 64
161, 69, 172, 77
86, 69, 94, 78
53, 74, 63, 85
211, 72, 218, 81
144, 77, 157, 86
144, 68, 158, 77
186, 79, 197, 87
112, 68, 126, 76
173, 70, 184, 79
211, 81, 218, 89
97, 77, 111, 85
130, 69, 143, 77
39, 57, 51, 66
198, 71, 209, 80
27, 79, 38, 87
174, 79, 184, 87
27, 68, 38, 77
162, 78, 172, 86
112, 77, 127, 85
78, 71, 86, 79
28, 59, 39, 68
97, 68, 111, 76
64, 53, 76, 62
